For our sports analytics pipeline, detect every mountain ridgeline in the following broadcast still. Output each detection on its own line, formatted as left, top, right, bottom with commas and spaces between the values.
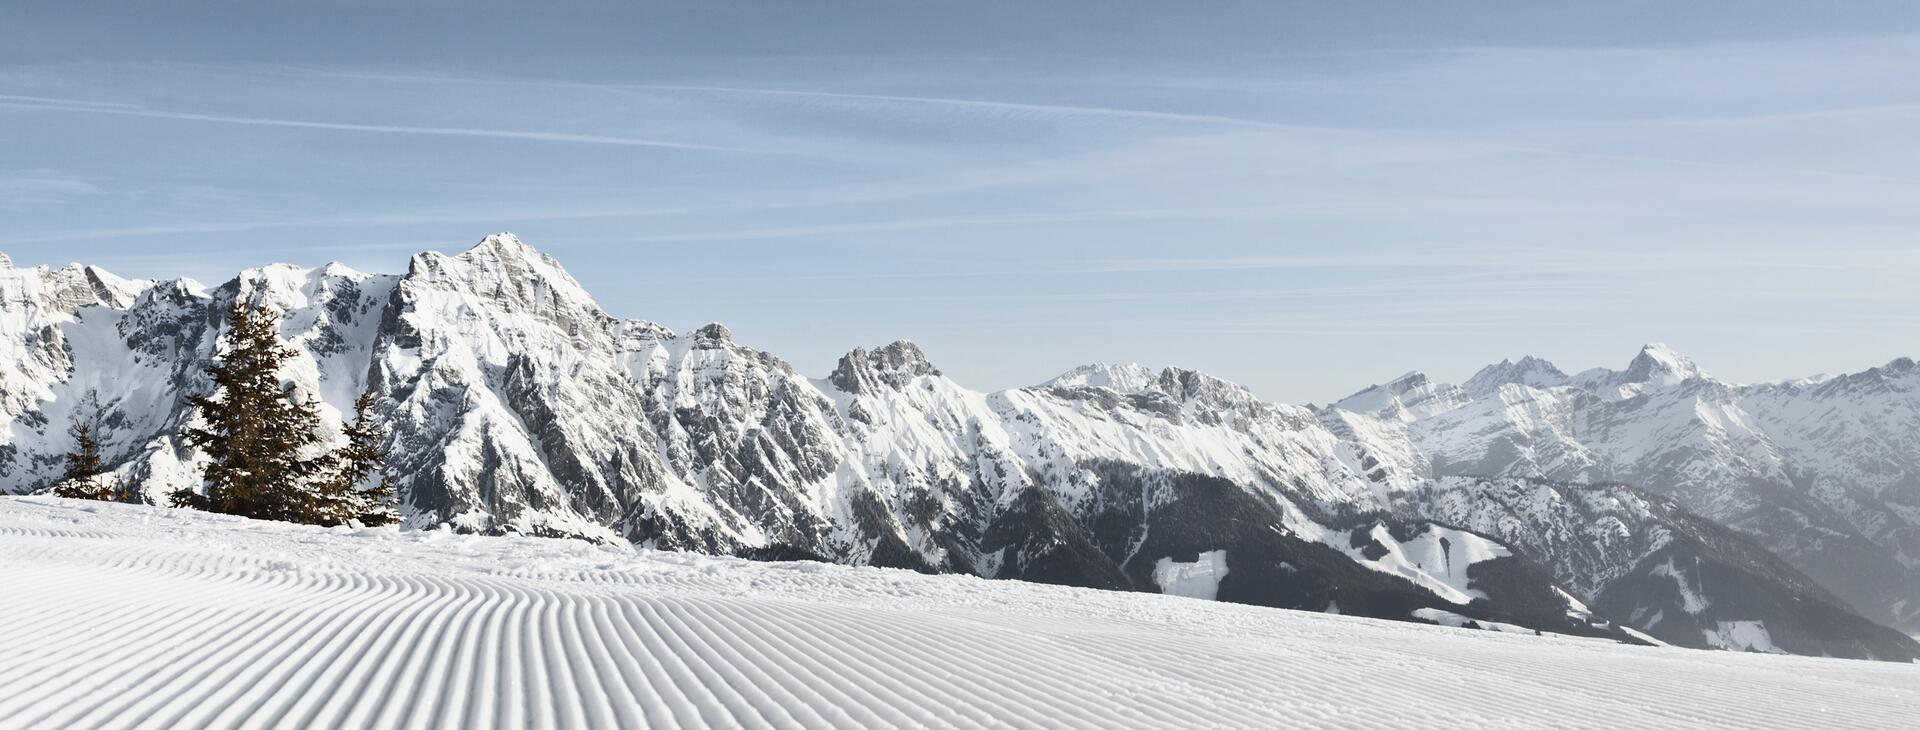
2, 234, 1915, 661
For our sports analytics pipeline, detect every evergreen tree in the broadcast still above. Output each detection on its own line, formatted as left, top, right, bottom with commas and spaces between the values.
52, 419, 113, 501
176, 301, 329, 522
310, 387, 400, 527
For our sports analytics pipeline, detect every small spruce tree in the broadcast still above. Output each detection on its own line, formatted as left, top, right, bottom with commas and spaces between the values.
176, 301, 329, 522
52, 419, 113, 501
310, 387, 400, 527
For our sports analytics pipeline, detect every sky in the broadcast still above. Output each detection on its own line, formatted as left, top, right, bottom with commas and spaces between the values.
1, 1, 1917, 403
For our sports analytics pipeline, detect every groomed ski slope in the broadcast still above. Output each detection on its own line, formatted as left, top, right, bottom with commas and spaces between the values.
1, 498, 1913, 729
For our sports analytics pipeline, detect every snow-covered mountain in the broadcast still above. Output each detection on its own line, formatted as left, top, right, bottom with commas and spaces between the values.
1329, 344, 1920, 638
3, 234, 1913, 661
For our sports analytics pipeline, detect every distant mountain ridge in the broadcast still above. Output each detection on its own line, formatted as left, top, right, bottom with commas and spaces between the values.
2, 233, 1913, 661
1328, 342, 1920, 637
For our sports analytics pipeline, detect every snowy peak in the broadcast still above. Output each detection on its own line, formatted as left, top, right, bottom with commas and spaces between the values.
1333, 371, 1469, 421
1620, 343, 1706, 386
461, 231, 547, 267
1567, 343, 1711, 399
1462, 355, 1568, 396
1820, 355, 1912, 388
830, 340, 941, 394
226, 261, 376, 307
1043, 362, 1160, 393
691, 322, 734, 348
0, 259, 150, 315
1150, 367, 1263, 409
1040, 362, 1262, 411
407, 232, 600, 315
868, 339, 939, 379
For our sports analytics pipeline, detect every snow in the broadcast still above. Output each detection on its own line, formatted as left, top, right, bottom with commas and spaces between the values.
1331, 371, 1470, 423
1703, 621, 1783, 654
1041, 362, 1160, 393
1151, 549, 1229, 600
1326, 524, 1510, 605
2, 234, 1914, 657
3, 498, 1916, 730
1650, 556, 1712, 614
1329, 341, 1920, 634
1620, 343, 1708, 387
1410, 608, 1537, 636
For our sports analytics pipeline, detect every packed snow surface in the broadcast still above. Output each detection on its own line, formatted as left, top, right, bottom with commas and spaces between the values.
3, 499, 1915, 730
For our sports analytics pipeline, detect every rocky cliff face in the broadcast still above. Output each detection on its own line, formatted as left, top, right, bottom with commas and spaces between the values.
4, 234, 1914, 661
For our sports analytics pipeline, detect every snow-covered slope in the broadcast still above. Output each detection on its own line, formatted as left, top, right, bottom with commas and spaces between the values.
2, 235, 1912, 661
1329, 346, 1920, 635
4, 498, 1916, 730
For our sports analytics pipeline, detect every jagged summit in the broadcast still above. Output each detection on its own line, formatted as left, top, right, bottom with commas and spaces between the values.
462, 231, 540, 259
1564, 343, 1711, 397
1340, 345, 1718, 414
1619, 342, 1706, 386
1792, 355, 1920, 396
830, 339, 941, 393
1462, 355, 1569, 395
1332, 371, 1469, 421
692, 322, 733, 345
1041, 363, 1263, 409
1150, 366, 1264, 408
868, 339, 937, 375
0, 259, 150, 314
403, 233, 603, 323
414, 232, 570, 276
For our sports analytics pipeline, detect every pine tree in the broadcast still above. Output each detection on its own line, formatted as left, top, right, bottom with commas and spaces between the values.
52, 419, 113, 501
309, 387, 400, 527
177, 301, 329, 522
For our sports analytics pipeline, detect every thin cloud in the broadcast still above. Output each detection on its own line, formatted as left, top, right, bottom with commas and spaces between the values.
620, 83, 1324, 133
0, 94, 749, 152
1632, 101, 1920, 127
614, 204, 1383, 244
4, 203, 686, 244
325, 74, 1920, 186
0, 93, 140, 109
616, 212, 1142, 243
614, 84, 1920, 185
261, 68, 1318, 133
116, 65, 1915, 190
0, 171, 101, 205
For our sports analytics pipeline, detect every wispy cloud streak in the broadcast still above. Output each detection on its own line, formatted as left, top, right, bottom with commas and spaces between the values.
4, 203, 686, 244
620, 83, 1320, 132
0, 94, 748, 151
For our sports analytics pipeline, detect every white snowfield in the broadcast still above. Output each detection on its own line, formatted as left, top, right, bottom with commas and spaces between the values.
2, 499, 1913, 730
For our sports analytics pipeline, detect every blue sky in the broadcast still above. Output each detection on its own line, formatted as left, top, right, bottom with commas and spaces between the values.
2, 1, 1917, 403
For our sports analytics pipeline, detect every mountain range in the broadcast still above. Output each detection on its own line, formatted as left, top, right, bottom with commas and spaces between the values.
2, 234, 1914, 661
